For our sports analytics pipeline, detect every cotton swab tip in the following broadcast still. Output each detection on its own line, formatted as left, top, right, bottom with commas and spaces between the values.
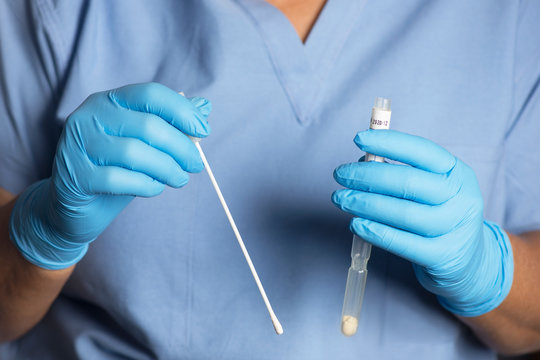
272, 316, 284, 335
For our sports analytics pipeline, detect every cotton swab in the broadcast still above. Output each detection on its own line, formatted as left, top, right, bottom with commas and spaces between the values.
193, 141, 283, 335
181, 91, 282, 335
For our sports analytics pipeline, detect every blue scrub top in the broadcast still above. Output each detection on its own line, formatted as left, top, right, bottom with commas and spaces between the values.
1, 0, 540, 359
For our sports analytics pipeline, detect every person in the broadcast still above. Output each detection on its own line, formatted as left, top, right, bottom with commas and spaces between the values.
1, 0, 540, 358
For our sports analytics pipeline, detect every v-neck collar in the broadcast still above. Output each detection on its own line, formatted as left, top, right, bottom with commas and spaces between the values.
235, 0, 368, 125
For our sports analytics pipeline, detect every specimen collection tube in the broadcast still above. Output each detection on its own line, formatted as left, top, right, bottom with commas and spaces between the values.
341, 97, 392, 336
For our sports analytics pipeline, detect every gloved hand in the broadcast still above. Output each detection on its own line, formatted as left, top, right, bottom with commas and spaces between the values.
332, 130, 513, 317
9, 83, 211, 270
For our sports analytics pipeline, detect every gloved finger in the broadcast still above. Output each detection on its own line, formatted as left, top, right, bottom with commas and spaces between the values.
354, 130, 456, 174
332, 189, 458, 237
86, 166, 166, 197
100, 110, 204, 173
350, 217, 436, 267
109, 83, 211, 138
86, 136, 190, 188
334, 161, 460, 205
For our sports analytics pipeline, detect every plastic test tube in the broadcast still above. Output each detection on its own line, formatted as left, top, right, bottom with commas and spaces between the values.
341, 97, 392, 337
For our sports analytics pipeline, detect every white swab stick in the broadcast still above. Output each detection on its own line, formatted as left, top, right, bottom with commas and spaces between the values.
194, 141, 283, 335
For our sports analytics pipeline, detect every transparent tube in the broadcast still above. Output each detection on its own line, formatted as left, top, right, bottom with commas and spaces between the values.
341, 97, 391, 336
341, 235, 371, 336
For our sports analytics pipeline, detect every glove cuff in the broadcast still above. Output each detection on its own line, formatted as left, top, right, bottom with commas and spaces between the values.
9, 179, 89, 270
437, 221, 514, 317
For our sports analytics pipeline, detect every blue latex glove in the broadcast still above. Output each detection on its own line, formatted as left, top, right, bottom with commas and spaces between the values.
9, 83, 211, 270
332, 130, 513, 317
